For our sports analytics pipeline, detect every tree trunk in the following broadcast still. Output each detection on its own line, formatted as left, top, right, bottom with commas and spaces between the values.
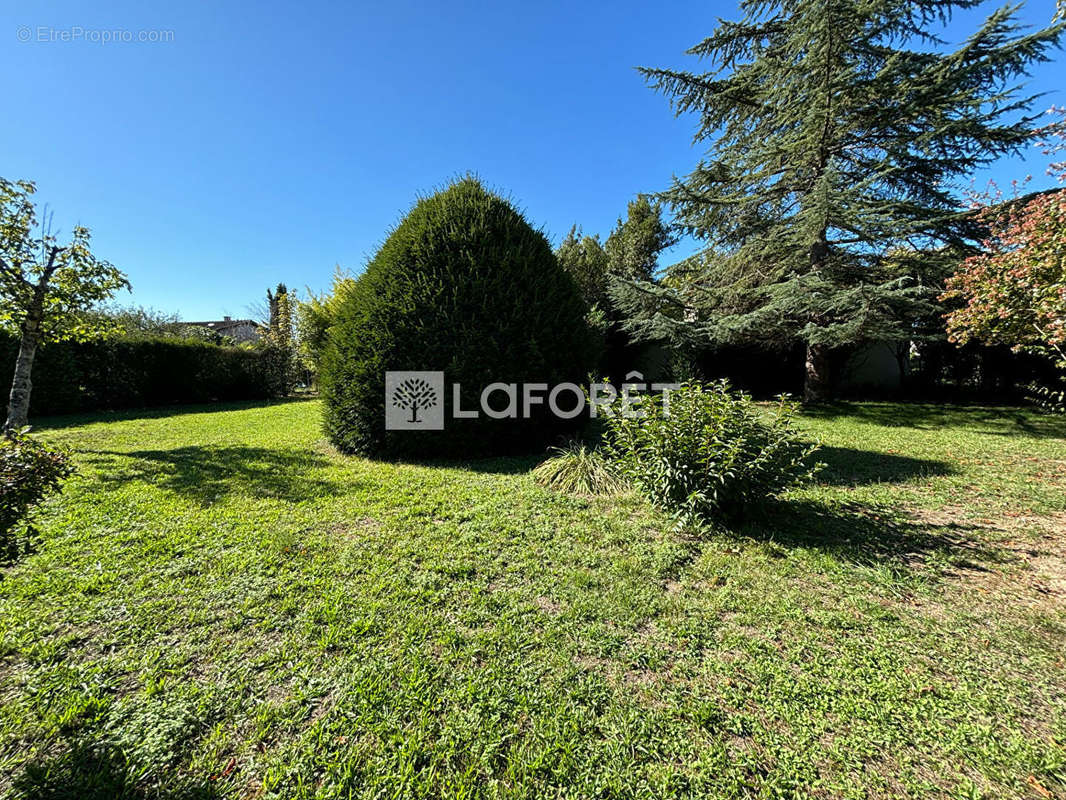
803, 219, 832, 404
893, 342, 910, 393
5, 327, 39, 433
803, 343, 831, 404
4, 248, 59, 434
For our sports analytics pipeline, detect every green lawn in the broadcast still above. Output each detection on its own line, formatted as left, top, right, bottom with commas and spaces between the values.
1, 399, 1064, 799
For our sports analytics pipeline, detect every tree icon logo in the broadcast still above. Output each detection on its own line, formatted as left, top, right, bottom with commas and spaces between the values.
392, 377, 438, 423
385, 371, 445, 430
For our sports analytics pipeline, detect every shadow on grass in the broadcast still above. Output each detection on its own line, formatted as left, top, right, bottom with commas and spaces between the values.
12, 738, 219, 800
32, 396, 317, 432
82, 445, 347, 503
814, 445, 956, 486
734, 498, 1008, 572
803, 401, 1066, 438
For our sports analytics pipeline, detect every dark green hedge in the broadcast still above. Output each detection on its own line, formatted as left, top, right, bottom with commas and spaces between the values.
0, 335, 282, 416
321, 177, 594, 457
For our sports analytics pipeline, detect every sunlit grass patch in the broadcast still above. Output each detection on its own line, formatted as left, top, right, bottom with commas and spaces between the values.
0, 399, 1062, 799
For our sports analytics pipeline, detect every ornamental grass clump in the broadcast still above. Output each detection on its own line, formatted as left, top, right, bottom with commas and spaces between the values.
532, 442, 627, 496
602, 381, 819, 524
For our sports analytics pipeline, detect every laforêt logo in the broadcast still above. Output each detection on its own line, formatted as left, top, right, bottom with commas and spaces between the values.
385, 371, 445, 430
385, 370, 680, 431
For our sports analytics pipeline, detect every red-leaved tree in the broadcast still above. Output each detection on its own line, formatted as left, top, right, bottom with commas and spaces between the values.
942, 191, 1066, 367
943, 109, 1066, 369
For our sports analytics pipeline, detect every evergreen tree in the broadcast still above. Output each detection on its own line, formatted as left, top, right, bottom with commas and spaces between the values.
558, 199, 674, 312
266, 283, 289, 331
604, 196, 675, 282
556, 225, 611, 308
614, 0, 1062, 401
261, 283, 296, 394
321, 178, 591, 457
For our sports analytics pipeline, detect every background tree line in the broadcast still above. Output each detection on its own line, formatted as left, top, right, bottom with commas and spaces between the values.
3, 0, 1065, 428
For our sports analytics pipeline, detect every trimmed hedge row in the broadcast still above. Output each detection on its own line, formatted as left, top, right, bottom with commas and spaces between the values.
0, 335, 283, 416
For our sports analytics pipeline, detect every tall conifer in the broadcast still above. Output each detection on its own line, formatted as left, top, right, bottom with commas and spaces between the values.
616, 0, 1061, 400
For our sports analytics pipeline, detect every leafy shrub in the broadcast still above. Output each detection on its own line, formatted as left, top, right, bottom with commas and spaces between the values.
297, 268, 358, 385
1, 431, 75, 562
532, 442, 627, 495
1026, 379, 1066, 414
602, 381, 819, 524
321, 177, 593, 457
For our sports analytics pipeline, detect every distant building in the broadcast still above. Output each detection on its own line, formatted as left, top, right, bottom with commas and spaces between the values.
184, 316, 263, 343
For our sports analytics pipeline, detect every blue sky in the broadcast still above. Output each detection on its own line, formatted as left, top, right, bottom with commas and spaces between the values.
3, 0, 1062, 321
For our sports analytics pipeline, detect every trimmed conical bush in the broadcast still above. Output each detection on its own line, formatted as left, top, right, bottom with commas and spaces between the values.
321, 178, 593, 457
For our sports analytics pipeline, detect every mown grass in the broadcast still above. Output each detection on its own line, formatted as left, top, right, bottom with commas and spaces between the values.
0, 399, 1063, 799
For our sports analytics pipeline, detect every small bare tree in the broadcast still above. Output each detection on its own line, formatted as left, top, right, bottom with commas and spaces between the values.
0, 179, 129, 432
392, 378, 438, 423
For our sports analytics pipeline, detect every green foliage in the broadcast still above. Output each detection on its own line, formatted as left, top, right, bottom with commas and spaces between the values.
559, 198, 673, 313
259, 284, 298, 394
616, 1, 1063, 398
532, 442, 628, 495
1, 177, 131, 429
78, 304, 241, 345
78, 304, 183, 339
555, 229, 612, 369
558, 199, 674, 374
555, 225, 610, 309
0, 334, 283, 414
321, 177, 593, 457
603, 382, 820, 524
604, 195, 674, 283
1025, 380, 1066, 414
0, 430, 74, 562
177, 323, 238, 346
0, 178, 129, 344
297, 268, 357, 380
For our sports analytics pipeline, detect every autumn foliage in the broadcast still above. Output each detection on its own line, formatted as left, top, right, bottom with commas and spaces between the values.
943, 190, 1066, 367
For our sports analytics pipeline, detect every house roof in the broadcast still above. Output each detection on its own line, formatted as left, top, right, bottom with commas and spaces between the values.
183, 318, 261, 330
